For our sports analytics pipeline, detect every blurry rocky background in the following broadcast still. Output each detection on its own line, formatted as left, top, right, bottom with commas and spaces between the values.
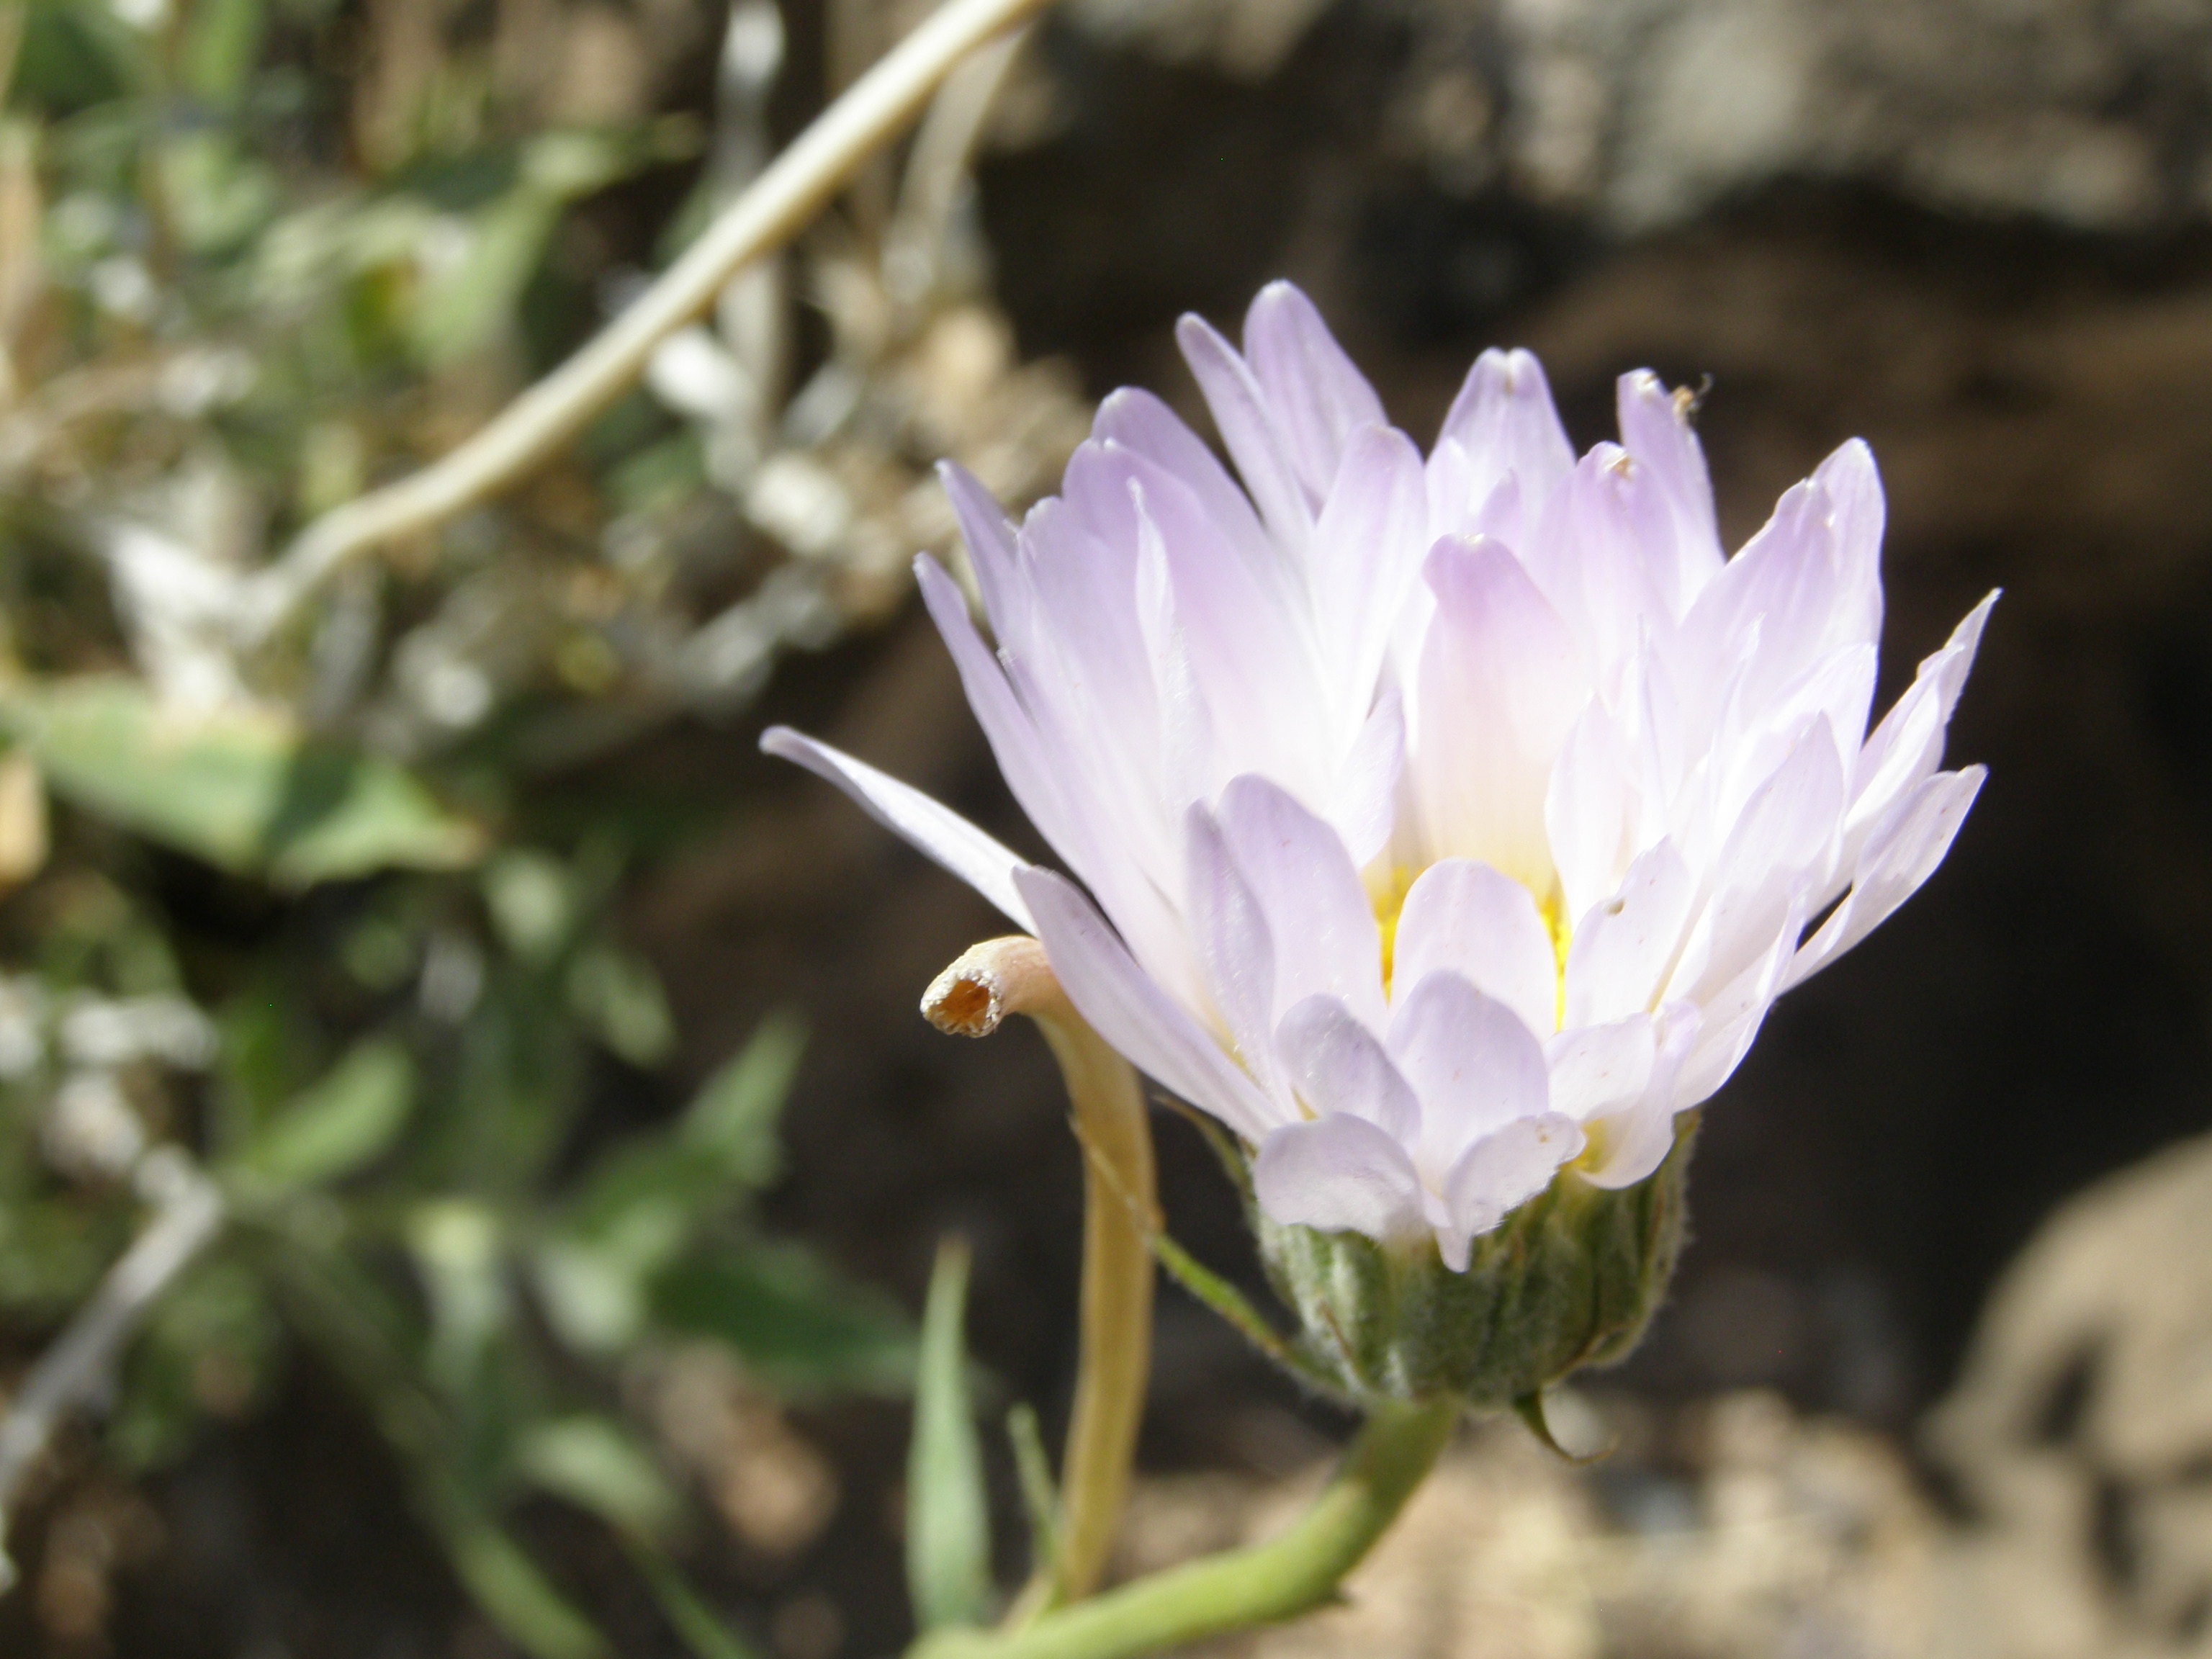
4, 0, 2212, 1655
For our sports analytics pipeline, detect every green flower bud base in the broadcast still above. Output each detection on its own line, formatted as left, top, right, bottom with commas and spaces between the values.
1256, 1117, 1696, 1410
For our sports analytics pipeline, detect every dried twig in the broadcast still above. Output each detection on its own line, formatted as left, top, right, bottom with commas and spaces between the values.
0, 1148, 225, 1593
236, 0, 1055, 644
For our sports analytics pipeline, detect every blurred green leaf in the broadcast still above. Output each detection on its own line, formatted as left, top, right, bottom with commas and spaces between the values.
619, 1533, 760, 1659
908, 1236, 991, 1632
0, 1195, 128, 1311
225, 1037, 415, 1191
162, 130, 279, 253
407, 130, 637, 367
537, 1064, 802, 1351
409, 187, 562, 366
447, 1521, 608, 1659
12, 2, 138, 114
565, 1144, 726, 1249
406, 1198, 511, 1395
533, 1233, 653, 1354
678, 1010, 805, 1190
483, 848, 577, 966
514, 1415, 679, 1540
605, 429, 706, 516
111, 1254, 280, 1470
180, 0, 266, 106
648, 1241, 913, 1396
0, 677, 482, 885
565, 943, 674, 1067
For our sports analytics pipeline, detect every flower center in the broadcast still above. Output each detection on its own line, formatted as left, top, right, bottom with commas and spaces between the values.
1372, 865, 1572, 1030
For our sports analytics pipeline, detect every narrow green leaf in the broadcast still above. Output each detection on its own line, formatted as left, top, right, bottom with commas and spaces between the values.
0, 677, 480, 885
515, 1416, 680, 1540
619, 1533, 763, 1659
1148, 1228, 1338, 1394
908, 1236, 991, 1632
1006, 1403, 1060, 1586
679, 1010, 806, 1188
446, 1521, 608, 1659
225, 1038, 415, 1191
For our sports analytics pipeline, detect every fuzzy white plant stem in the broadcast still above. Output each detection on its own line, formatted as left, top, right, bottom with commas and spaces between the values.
235, 0, 1053, 644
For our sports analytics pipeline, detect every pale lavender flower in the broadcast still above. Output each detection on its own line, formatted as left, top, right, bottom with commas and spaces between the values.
765, 282, 1992, 1272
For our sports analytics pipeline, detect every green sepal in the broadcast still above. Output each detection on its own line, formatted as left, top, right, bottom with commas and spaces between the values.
1254, 1116, 1696, 1411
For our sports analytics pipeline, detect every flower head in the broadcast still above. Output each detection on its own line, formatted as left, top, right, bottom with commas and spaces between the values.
766, 281, 1991, 1280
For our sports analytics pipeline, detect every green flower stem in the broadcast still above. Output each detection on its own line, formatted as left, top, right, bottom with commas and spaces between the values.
912, 1397, 1458, 1659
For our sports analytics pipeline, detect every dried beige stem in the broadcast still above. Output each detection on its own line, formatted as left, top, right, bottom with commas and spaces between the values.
238, 0, 1056, 644
925, 937, 1156, 1607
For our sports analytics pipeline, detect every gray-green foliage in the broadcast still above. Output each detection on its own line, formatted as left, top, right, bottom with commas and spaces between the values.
0, 2, 927, 1650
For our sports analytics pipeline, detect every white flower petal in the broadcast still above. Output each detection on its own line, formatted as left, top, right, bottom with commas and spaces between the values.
1673, 884, 1808, 1107
1092, 387, 1280, 584
1781, 765, 1987, 991
1575, 1002, 1699, 1189
1311, 423, 1431, 726
1330, 681, 1405, 873
1388, 972, 1550, 1173
1439, 1113, 1586, 1264
1176, 311, 1313, 552
937, 461, 1025, 640
1680, 717, 1845, 1001
1847, 592, 1997, 842
1576, 1103, 1678, 1192
1436, 346, 1575, 508
1016, 867, 1284, 1143
1252, 1112, 1429, 1244
1681, 478, 1843, 721
1215, 775, 1388, 1030
1812, 439, 1886, 650
1242, 282, 1388, 505
1392, 858, 1559, 1040
1414, 534, 1588, 889
760, 727, 1034, 931
1275, 994, 1422, 1143
1130, 467, 1325, 795
1527, 444, 1681, 671
914, 555, 1081, 861
1545, 1016, 1657, 1125
1546, 701, 1640, 928
1563, 840, 1696, 1028
1184, 804, 1287, 1104
1615, 370, 1723, 604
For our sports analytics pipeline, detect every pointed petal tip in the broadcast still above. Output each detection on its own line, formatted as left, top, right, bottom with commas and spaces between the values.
1174, 310, 1230, 355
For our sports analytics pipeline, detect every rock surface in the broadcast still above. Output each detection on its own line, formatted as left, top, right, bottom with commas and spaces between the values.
1044, 0, 2212, 232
